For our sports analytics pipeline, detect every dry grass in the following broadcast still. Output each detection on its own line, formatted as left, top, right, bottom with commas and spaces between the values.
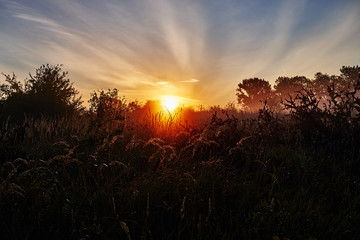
0, 87, 359, 239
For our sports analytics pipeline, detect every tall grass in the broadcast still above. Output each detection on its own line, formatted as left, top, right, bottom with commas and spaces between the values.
0, 85, 359, 239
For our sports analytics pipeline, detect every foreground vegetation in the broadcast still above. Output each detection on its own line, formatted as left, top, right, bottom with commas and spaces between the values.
0, 65, 359, 239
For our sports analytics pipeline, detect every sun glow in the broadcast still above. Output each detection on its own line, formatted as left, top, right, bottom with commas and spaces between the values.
162, 96, 179, 111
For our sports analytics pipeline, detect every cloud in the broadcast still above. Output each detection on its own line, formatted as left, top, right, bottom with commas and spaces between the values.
181, 79, 200, 83
157, 81, 168, 85
0, 0, 359, 106
14, 13, 58, 27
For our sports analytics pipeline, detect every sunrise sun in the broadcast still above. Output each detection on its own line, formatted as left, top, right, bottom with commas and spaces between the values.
162, 96, 179, 111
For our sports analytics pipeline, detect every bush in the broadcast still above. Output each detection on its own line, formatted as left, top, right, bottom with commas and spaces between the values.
0, 64, 82, 122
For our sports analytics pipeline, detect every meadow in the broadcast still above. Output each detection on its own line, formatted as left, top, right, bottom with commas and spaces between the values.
0, 73, 359, 239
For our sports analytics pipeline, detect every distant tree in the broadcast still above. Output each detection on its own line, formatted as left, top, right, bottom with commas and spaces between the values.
0, 73, 25, 117
88, 88, 125, 134
127, 99, 142, 112
274, 76, 310, 100
236, 78, 272, 111
89, 88, 121, 113
309, 66, 359, 102
340, 65, 360, 83
309, 72, 336, 101
0, 73, 23, 99
88, 88, 125, 121
0, 64, 82, 121
312, 72, 330, 91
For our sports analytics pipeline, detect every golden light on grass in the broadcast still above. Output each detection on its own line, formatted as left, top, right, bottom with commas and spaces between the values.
162, 96, 179, 111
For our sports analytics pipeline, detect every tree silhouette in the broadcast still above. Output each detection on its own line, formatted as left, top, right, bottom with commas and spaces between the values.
274, 76, 310, 100
309, 66, 359, 105
236, 78, 272, 111
340, 65, 360, 83
0, 64, 82, 121
88, 88, 125, 124
312, 72, 330, 91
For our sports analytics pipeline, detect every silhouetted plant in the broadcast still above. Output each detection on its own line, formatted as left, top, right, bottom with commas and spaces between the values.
0, 64, 82, 122
88, 88, 125, 136
282, 88, 322, 122
274, 76, 310, 100
1, 65, 360, 239
258, 101, 282, 142
236, 78, 272, 111
325, 78, 360, 124
311, 72, 332, 100
340, 65, 360, 84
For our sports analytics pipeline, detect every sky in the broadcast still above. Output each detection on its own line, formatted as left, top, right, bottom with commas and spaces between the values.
0, 0, 359, 107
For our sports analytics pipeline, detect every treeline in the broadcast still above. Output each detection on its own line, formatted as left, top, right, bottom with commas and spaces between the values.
0, 64, 235, 125
1, 64, 359, 123
236, 65, 360, 111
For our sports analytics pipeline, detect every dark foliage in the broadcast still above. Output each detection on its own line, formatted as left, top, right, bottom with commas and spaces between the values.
274, 76, 310, 99
237, 65, 360, 112
0, 64, 82, 122
0, 65, 359, 239
236, 78, 272, 111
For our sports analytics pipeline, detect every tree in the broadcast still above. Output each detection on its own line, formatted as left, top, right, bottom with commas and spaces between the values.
311, 73, 330, 95
0, 73, 24, 100
274, 76, 310, 100
88, 88, 125, 122
0, 64, 82, 121
236, 78, 272, 111
88, 88, 125, 135
309, 66, 359, 103
340, 65, 360, 83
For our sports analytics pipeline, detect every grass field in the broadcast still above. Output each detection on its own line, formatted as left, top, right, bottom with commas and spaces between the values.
0, 88, 359, 239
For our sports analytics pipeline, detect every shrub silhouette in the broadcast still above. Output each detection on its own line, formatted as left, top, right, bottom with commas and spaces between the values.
0, 64, 82, 122
88, 88, 126, 137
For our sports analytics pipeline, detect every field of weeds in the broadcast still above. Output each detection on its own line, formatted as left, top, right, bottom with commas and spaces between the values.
1, 87, 360, 239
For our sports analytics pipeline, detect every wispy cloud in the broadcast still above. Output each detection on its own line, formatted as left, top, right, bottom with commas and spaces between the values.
0, 0, 359, 106
14, 13, 58, 27
157, 81, 168, 85
181, 79, 200, 83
